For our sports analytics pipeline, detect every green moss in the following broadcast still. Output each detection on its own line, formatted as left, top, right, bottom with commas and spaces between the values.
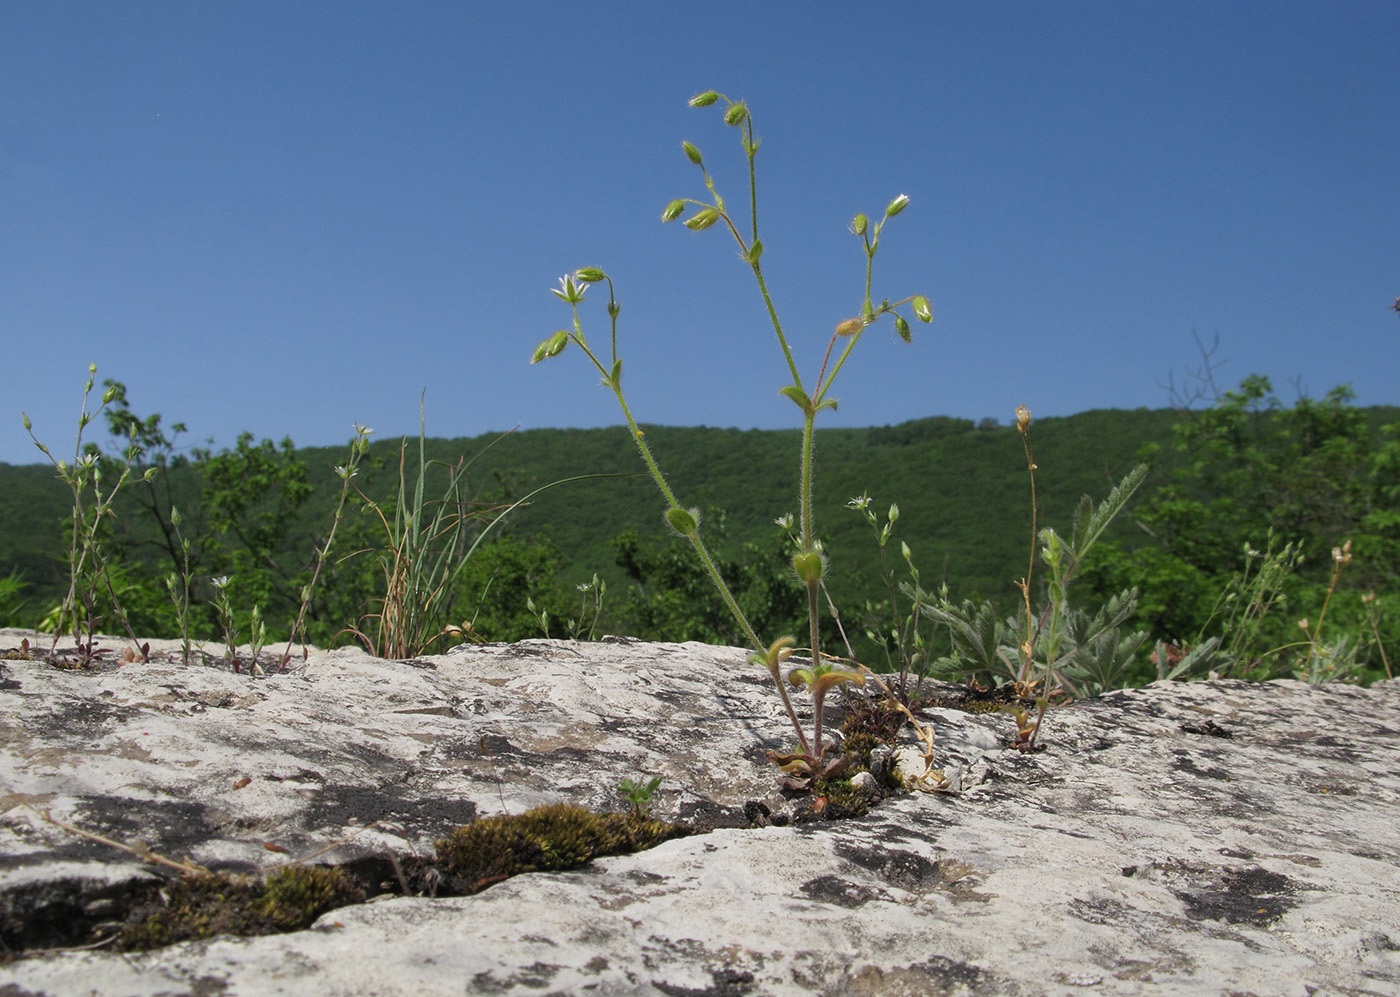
258, 866, 364, 931
435, 802, 687, 894
120, 865, 363, 951
812, 777, 878, 819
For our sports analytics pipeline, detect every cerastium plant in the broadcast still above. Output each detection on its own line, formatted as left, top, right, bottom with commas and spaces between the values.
532, 91, 933, 787
23, 364, 153, 664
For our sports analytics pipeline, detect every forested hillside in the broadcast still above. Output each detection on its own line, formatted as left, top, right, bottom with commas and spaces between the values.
3, 385, 1396, 685
1, 407, 1171, 627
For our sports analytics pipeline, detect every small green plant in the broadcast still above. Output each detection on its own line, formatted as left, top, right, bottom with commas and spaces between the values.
1189, 531, 1303, 676
247, 604, 268, 674
23, 364, 153, 663
1294, 540, 1362, 684
532, 91, 932, 785
847, 494, 941, 696
210, 574, 240, 667
567, 573, 606, 640
618, 775, 662, 820
1361, 591, 1392, 679
920, 410, 1148, 746
163, 505, 197, 665
280, 423, 373, 667
351, 400, 601, 659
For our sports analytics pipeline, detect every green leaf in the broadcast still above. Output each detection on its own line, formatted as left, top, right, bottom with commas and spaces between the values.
779, 385, 812, 411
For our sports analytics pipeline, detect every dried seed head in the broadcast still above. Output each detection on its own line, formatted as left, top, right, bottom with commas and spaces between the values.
1016, 404, 1032, 434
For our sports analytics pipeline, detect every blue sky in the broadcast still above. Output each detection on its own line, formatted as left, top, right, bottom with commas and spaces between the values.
3, 2, 1396, 467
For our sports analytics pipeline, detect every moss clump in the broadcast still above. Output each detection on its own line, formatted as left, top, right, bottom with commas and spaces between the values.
120, 865, 363, 951
435, 802, 687, 894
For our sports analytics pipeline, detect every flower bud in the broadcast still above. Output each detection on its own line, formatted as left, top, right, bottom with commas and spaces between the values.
575, 267, 606, 283
723, 102, 748, 126
792, 550, 825, 585
684, 208, 720, 231
530, 331, 569, 364
682, 141, 703, 165
851, 214, 868, 236
21, 413, 30, 430
912, 296, 932, 322
834, 317, 864, 338
661, 199, 686, 222
665, 506, 700, 537
894, 314, 911, 343
885, 193, 910, 217
689, 91, 720, 107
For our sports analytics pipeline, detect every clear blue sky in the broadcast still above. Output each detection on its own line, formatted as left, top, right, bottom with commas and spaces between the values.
3, 2, 1396, 467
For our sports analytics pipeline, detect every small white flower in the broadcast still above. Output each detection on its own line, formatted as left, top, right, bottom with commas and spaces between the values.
551, 274, 586, 304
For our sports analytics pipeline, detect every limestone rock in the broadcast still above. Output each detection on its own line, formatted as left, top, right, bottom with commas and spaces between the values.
1, 628, 1398, 995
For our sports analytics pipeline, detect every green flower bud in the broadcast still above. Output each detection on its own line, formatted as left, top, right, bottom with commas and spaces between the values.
689, 91, 720, 107
530, 330, 569, 364
21, 412, 30, 430
661, 199, 686, 222
894, 314, 911, 343
665, 506, 700, 537
682, 141, 703, 164
913, 296, 933, 322
851, 214, 868, 236
684, 208, 720, 231
575, 267, 606, 283
885, 193, 910, 217
723, 102, 748, 126
793, 550, 825, 585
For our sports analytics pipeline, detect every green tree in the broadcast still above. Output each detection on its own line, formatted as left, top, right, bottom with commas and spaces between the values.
609, 516, 811, 648
1085, 375, 1398, 675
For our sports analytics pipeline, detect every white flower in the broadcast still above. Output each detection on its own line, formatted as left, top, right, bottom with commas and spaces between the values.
551, 274, 586, 304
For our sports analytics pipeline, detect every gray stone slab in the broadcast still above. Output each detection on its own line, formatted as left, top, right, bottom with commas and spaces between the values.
2, 629, 1397, 995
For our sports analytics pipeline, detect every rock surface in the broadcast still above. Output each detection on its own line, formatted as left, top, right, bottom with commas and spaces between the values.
1, 628, 1398, 995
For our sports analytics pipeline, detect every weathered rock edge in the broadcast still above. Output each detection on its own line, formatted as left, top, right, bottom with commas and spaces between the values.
1, 629, 1398, 996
